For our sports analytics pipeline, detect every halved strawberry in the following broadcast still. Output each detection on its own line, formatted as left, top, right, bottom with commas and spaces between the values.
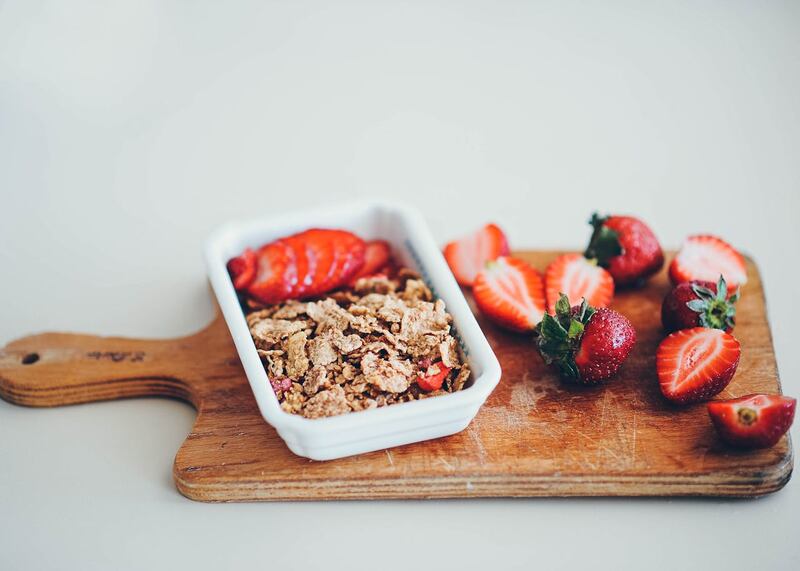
349, 240, 393, 283
473, 256, 546, 333
227, 248, 257, 290
657, 327, 741, 404
444, 223, 510, 287
669, 235, 747, 289
707, 394, 796, 449
247, 242, 294, 304
544, 253, 614, 313
417, 362, 451, 392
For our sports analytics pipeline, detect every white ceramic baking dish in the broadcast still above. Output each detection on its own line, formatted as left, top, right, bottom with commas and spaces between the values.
204, 201, 502, 460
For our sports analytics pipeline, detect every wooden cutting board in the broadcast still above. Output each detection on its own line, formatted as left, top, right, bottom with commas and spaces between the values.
0, 251, 792, 500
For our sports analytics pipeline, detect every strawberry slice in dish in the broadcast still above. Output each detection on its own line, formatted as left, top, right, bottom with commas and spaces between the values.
657, 327, 741, 404
329, 231, 367, 289
295, 229, 336, 298
669, 234, 747, 289
247, 242, 295, 304
416, 362, 452, 392
707, 394, 796, 449
544, 253, 614, 313
278, 234, 312, 298
444, 223, 510, 287
473, 256, 546, 333
227, 248, 257, 290
349, 240, 393, 283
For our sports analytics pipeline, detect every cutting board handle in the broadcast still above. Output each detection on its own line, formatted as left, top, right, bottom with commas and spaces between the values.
0, 330, 203, 408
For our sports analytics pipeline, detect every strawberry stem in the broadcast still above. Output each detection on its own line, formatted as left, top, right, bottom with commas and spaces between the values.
535, 293, 596, 382
688, 275, 739, 331
584, 212, 623, 266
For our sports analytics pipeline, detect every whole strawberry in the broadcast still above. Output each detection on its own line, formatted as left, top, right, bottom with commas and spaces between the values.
536, 294, 636, 383
584, 213, 664, 286
662, 275, 739, 334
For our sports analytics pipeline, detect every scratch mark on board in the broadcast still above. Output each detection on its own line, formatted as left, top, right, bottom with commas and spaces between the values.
468, 427, 488, 464
573, 428, 622, 462
437, 457, 455, 470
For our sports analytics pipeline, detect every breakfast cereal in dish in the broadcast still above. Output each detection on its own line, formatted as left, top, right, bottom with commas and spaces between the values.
228, 230, 471, 418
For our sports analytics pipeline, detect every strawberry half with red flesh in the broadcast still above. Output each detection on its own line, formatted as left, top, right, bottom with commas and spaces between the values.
349, 240, 393, 284
669, 234, 747, 289
444, 223, 510, 287
707, 394, 796, 449
536, 294, 636, 383
657, 327, 741, 404
584, 213, 664, 286
661, 275, 739, 333
473, 256, 547, 333
544, 253, 614, 313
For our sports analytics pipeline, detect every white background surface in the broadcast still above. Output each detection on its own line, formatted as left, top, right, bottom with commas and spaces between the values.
1, 1, 799, 569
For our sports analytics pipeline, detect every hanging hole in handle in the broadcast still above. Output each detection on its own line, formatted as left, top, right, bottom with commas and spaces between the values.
21, 353, 40, 365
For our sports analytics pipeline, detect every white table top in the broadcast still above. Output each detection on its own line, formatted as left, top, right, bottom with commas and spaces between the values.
2, 1, 799, 569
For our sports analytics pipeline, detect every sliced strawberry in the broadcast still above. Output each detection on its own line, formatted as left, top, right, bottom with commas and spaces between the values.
349, 240, 393, 283
278, 234, 312, 298
444, 223, 510, 287
707, 394, 796, 449
669, 235, 747, 289
473, 256, 546, 333
227, 248, 257, 290
657, 327, 741, 404
332, 232, 367, 288
247, 242, 294, 304
417, 362, 452, 392
296, 229, 336, 298
544, 253, 614, 313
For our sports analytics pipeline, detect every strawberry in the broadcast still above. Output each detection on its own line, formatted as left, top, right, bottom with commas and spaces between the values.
544, 253, 614, 313
444, 223, 510, 287
227, 248, 257, 290
417, 362, 452, 392
349, 240, 393, 283
661, 275, 739, 333
669, 234, 747, 289
473, 256, 547, 333
331, 231, 367, 289
231, 229, 366, 304
584, 213, 664, 286
657, 327, 741, 404
280, 234, 313, 298
296, 229, 336, 298
295, 229, 366, 296
707, 394, 796, 449
247, 242, 295, 304
536, 294, 636, 383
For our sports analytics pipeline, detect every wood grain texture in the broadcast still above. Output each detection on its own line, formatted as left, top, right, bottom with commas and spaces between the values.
0, 251, 792, 500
